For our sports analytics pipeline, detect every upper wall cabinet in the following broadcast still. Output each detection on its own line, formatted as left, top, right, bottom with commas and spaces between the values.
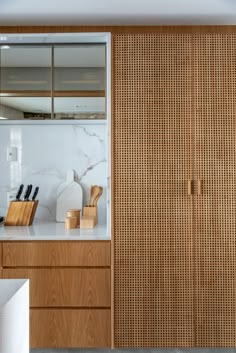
0, 34, 109, 120
1, 47, 52, 92
53, 45, 105, 120
54, 46, 105, 92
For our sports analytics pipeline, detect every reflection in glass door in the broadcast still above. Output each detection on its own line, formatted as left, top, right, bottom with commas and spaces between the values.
53, 45, 106, 120
0, 46, 52, 120
0, 44, 106, 120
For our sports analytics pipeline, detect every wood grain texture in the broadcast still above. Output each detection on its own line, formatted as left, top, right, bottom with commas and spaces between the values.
0, 90, 51, 97
4, 201, 38, 226
54, 90, 105, 97
3, 268, 110, 307
112, 31, 236, 348
112, 33, 194, 347
30, 308, 111, 348
3, 241, 110, 267
1, 25, 236, 34
192, 33, 236, 347
80, 217, 96, 229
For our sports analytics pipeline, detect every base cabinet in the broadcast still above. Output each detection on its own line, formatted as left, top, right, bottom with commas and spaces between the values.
3, 268, 110, 307
1, 241, 111, 348
30, 309, 111, 348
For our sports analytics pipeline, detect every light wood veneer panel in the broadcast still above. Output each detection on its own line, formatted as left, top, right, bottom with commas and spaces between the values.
193, 33, 236, 347
3, 241, 110, 267
30, 309, 111, 348
1, 25, 236, 34
3, 268, 110, 307
112, 33, 194, 347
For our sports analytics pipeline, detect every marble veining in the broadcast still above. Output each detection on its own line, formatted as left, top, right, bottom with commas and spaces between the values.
73, 125, 105, 146
0, 124, 108, 224
79, 158, 106, 180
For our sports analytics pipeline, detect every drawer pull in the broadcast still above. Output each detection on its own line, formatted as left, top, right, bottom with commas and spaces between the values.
188, 180, 194, 195
197, 180, 203, 195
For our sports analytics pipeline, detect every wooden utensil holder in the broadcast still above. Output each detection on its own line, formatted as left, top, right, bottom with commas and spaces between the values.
5, 200, 39, 226
83, 205, 97, 225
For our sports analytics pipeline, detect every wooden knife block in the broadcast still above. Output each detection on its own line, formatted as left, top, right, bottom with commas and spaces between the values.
5, 200, 38, 226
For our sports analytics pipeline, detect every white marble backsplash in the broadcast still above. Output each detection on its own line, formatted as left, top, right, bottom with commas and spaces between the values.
0, 123, 108, 224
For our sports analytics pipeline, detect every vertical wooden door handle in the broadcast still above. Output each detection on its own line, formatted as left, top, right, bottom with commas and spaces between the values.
188, 180, 194, 195
197, 180, 203, 195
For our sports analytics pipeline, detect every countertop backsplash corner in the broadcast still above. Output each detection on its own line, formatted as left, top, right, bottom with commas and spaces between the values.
0, 123, 109, 225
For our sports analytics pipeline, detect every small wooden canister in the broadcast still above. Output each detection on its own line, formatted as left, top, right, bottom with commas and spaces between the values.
65, 216, 78, 229
66, 209, 80, 227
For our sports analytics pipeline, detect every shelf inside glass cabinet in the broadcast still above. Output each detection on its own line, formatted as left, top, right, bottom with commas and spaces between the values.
0, 44, 106, 120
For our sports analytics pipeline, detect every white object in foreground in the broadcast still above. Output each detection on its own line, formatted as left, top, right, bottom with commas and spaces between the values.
56, 169, 83, 222
0, 279, 29, 353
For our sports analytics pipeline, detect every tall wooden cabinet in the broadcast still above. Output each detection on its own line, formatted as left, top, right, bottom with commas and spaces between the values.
112, 32, 236, 347
193, 34, 236, 346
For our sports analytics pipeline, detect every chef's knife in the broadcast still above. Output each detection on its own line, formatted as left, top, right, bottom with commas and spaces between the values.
32, 186, 39, 201
23, 184, 32, 201
15, 184, 24, 201
23, 184, 30, 200
26, 184, 33, 200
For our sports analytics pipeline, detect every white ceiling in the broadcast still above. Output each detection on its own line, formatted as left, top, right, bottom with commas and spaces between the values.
1, 0, 236, 25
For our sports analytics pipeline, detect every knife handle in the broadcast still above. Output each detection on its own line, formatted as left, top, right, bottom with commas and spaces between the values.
27, 184, 33, 200
16, 184, 24, 201
23, 185, 30, 200
32, 186, 39, 201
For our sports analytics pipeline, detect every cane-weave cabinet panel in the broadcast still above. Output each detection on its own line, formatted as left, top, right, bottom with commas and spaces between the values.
193, 33, 236, 347
113, 33, 193, 347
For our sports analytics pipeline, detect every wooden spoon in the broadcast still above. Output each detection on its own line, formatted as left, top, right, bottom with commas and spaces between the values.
88, 185, 94, 206
93, 186, 103, 206
89, 185, 103, 206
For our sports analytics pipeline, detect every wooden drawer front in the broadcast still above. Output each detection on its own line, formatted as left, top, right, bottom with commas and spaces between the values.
3, 241, 110, 267
30, 309, 111, 348
3, 268, 110, 307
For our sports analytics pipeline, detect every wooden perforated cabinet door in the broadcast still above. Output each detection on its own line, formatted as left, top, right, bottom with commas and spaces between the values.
112, 33, 194, 347
193, 33, 236, 347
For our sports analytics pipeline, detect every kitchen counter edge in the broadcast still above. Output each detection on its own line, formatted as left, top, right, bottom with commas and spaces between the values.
0, 222, 110, 241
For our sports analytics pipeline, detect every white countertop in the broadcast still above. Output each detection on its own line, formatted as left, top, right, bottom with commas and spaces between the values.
0, 221, 110, 241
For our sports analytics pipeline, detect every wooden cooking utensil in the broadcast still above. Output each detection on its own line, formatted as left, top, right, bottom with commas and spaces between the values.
93, 186, 103, 206
88, 186, 94, 206
89, 185, 103, 206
